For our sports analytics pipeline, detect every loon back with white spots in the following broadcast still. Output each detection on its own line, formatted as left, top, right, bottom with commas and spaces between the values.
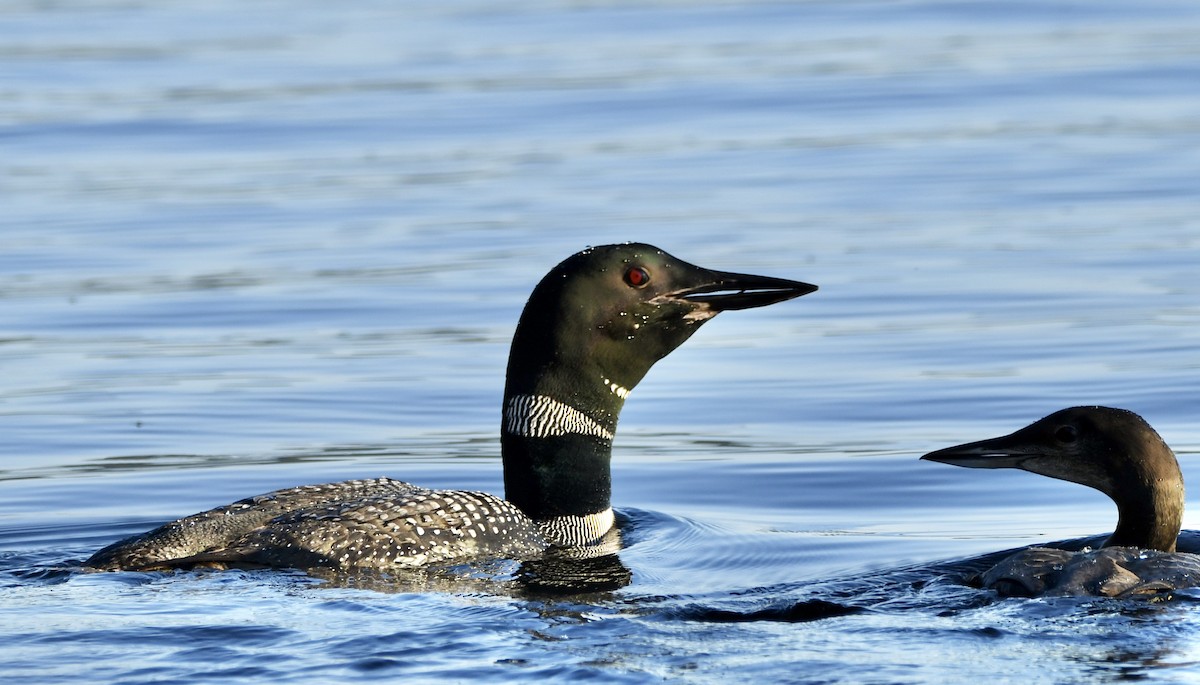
84, 243, 816, 572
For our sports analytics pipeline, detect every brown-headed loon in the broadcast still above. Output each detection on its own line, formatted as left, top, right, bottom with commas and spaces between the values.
922, 406, 1200, 597
85, 243, 816, 572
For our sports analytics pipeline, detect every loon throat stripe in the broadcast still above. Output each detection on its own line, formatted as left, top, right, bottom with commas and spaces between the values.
504, 394, 614, 441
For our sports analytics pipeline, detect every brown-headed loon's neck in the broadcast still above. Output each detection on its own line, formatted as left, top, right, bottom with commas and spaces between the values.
1105, 475, 1184, 552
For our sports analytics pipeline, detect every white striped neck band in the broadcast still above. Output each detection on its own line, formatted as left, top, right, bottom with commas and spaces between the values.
503, 394, 614, 442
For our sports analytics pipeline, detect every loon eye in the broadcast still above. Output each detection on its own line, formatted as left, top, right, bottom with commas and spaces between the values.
1054, 425, 1078, 444
623, 266, 651, 289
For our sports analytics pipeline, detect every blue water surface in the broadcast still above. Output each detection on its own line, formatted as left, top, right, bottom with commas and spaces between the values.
3, 1, 1200, 682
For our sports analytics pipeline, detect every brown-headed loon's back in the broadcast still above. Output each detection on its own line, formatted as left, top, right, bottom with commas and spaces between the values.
922, 406, 1200, 597
85, 243, 816, 572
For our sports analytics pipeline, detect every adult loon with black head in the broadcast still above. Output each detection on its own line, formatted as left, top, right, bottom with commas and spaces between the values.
86, 243, 816, 572
923, 406, 1200, 597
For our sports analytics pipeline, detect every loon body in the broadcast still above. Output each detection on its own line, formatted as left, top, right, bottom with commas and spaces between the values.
923, 406, 1200, 597
86, 243, 816, 571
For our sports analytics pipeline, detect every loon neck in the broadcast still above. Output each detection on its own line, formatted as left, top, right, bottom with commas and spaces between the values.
1096, 425, 1185, 553
500, 382, 628, 522
1105, 475, 1184, 553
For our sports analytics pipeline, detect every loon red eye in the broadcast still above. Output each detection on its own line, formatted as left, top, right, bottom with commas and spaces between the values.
623, 266, 651, 288
1054, 425, 1078, 444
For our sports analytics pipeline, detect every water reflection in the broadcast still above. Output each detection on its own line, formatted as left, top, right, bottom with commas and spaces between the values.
204, 551, 635, 597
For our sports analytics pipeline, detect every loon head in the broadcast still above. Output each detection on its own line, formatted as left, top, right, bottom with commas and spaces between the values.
502, 243, 816, 521
921, 406, 1183, 552
504, 242, 816, 408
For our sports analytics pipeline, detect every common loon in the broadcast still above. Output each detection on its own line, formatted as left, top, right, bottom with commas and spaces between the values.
85, 243, 816, 572
922, 406, 1200, 597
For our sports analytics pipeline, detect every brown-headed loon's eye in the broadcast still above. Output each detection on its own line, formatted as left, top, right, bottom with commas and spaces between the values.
623, 266, 651, 288
1054, 425, 1078, 444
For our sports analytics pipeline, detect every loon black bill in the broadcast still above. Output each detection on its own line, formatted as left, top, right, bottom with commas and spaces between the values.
672, 271, 818, 311
920, 440, 1031, 470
